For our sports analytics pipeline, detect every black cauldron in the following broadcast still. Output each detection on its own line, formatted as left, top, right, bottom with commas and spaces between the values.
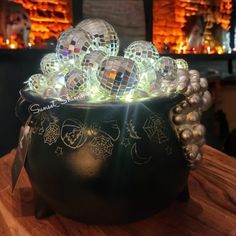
16, 88, 190, 224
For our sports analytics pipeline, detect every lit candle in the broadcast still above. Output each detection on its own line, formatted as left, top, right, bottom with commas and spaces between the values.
207, 46, 211, 54
10, 44, 16, 49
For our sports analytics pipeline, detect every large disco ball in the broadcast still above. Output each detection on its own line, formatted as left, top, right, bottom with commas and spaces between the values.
97, 56, 139, 97
124, 40, 159, 72
77, 19, 119, 56
56, 27, 94, 65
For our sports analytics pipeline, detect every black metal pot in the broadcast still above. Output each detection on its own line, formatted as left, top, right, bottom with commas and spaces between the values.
16, 88, 189, 224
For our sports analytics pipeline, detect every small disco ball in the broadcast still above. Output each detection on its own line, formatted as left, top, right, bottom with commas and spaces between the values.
97, 56, 139, 97
124, 40, 159, 72
175, 58, 188, 70
82, 50, 107, 80
65, 68, 87, 98
40, 53, 60, 75
47, 72, 67, 90
155, 56, 177, 81
56, 27, 94, 65
77, 19, 119, 56
27, 74, 48, 94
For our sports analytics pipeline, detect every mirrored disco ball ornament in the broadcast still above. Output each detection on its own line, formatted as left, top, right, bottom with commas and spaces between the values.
124, 40, 159, 72
155, 56, 177, 81
65, 68, 87, 98
77, 19, 119, 56
97, 56, 139, 97
82, 50, 107, 81
175, 58, 189, 70
56, 27, 94, 65
43, 87, 58, 98
47, 72, 67, 94
27, 74, 48, 94
40, 53, 60, 75
154, 57, 179, 95
137, 68, 158, 94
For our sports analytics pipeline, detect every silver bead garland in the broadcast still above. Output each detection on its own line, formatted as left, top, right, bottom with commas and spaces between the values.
171, 68, 212, 169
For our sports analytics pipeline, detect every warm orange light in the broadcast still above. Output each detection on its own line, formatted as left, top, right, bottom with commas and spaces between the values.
153, 0, 232, 54
207, 46, 211, 54
216, 46, 224, 54
0, 0, 72, 48
10, 43, 16, 49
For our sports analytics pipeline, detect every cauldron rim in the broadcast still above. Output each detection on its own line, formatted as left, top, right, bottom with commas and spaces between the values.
20, 86, 185, 109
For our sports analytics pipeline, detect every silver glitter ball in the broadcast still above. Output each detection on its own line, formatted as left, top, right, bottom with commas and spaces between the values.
97, 56, 139, 97
56, 27, 94, 65
77, 19, 119, 56
124, 40, 159, 72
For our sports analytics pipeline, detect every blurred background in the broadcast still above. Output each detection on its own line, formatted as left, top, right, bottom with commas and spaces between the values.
0, 0, 236, 157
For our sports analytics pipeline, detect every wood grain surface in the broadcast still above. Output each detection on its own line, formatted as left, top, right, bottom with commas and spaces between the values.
0, 145, 236, 236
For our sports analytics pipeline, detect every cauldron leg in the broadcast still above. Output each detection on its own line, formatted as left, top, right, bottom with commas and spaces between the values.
34, 191, 55, 219
176, 184, 190, 202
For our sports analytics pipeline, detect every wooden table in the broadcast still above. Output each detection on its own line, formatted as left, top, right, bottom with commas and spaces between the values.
0, 145, 236, 236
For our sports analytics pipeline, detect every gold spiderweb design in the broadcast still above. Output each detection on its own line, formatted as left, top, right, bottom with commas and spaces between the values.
143, 115, 168, 144
90, 135, 113, 160
43, 123, 60, 145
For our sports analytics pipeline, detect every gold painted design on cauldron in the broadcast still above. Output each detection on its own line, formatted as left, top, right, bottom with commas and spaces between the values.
131, 143, 152, 165
126, 120, 141, 140
61, 119, 87, 149
55, 146, 63, 157
59, 118, 118, 160
89, 135, 113, 160
100, 120, 120, 142
36, 112, 172, 165
121, 137, 131, 147
38, 127, 45, 136
43, 123, 60, 145
143, 114, 168, 144
32, 112, 58, 136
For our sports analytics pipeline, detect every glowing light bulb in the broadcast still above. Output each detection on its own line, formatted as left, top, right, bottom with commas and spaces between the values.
207, 46, 211, 54
10, 44, 16, 49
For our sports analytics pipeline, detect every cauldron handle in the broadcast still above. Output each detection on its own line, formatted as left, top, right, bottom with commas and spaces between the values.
15, 97, 32, 126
